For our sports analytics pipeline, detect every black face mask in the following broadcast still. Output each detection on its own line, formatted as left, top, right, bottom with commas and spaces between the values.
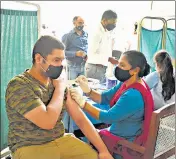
45, 65, 63, 79
106, 24, 116, 31
114, 66, 132, 82
41, 58, 63, 79
76, 26, 84, 31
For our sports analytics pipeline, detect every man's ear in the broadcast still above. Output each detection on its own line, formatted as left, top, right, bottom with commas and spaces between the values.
101, 19, 106, 25
35, 53, 42, 64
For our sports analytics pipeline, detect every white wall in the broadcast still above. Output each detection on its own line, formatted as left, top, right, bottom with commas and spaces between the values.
26, 1, 152, 50
142, 1, 175, 30
2, 1, 175, 50
24, 1, 151, 36
1, 1, 38, 11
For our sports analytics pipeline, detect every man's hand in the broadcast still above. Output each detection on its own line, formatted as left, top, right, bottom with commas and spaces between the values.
99, 152, 114, 159
69, 88, 86, 108
52, 78, 66, 92
65, 89, 77, 107
83, 55, 88, 61
76, 50, 86, 58
76, 75, 91, 93
108, 57, 118, 65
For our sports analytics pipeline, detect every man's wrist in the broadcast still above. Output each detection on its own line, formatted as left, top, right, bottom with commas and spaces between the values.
81, 51, 86, 58
97, 147, 109, 154
76, 51, 86, 57
83, 54, 87, 58
76, 51, 81, 57
54, 87, 65, 97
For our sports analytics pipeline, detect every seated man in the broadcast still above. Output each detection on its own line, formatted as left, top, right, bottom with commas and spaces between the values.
5, 36, 113, 159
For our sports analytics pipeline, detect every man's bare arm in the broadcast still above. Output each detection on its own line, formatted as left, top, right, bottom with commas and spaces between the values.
65, 91, 109, 154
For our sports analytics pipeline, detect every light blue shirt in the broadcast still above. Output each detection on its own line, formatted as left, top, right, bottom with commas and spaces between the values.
99, 82, 144, 141
62, 29, 88, 65
144, 71, 175, 110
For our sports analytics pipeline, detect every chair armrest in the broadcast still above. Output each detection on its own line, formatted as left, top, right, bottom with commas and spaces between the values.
117, 140, 145, 154
1, 147, 11, 158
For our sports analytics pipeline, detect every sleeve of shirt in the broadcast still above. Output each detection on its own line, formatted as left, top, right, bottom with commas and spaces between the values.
85, 32, 88, 53
100, 82, 123, 105
88, 32, 102, 55
143, 71, 159, 89
99, 89, 144, 124
62, 33, 76, 58
111, 31, 116, 50
5, 78, 43, 116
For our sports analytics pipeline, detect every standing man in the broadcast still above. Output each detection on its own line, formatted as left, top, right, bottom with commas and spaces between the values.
5, 35, 113, 159
62, 16, 88, 80
86, 10, 117, 83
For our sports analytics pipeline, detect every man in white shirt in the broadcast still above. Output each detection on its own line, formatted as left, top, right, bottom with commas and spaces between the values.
86, 10, 117, 83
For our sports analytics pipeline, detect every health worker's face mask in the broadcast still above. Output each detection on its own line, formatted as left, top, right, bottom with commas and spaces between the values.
114, 66, 132, 82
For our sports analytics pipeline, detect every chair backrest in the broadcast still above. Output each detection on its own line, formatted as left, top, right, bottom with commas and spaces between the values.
144, 102, 175, 159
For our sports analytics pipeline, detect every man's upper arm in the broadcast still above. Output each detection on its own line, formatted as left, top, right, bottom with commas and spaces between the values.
6, 79, 50, 128
88, 32, 102, 54
65, 99, 88, 125
62, 33, 69, 46
6, 79, 43, 115
62, 33, 76, 58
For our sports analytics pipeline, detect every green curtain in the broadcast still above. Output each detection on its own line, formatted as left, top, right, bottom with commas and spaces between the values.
166, 28, 175, 59
139, 27, 163, 71
1, 9, 38, 151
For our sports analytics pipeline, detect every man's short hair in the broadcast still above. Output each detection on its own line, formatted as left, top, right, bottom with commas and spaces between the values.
32, 35, 65, 64
101, 10, 117, 20
112, 50, 122, 59
73, 16, 79, 23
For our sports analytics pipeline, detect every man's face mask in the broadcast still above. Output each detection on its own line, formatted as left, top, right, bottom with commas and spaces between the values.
76, 25, 84, 31
40, 57, 63, 79
106, 23, 116, 31
114, 66, 132, 82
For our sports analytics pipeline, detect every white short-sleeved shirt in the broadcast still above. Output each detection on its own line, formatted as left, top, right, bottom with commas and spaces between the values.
87, 23, 112, 66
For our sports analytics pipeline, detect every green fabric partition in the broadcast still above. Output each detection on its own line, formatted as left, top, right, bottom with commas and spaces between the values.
1, 9, 38, 150
139, 27, 163, 71
166, 28, 175, 59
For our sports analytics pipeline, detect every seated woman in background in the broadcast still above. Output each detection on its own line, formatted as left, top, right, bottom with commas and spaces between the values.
144, 50, 175, 110
69, 50, 154, 158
